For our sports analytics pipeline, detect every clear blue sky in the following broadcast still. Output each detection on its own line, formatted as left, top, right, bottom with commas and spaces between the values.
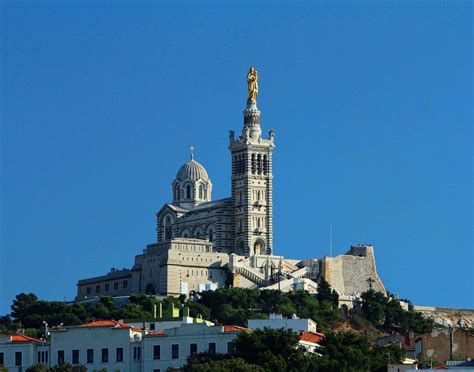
1, 1, 472, 314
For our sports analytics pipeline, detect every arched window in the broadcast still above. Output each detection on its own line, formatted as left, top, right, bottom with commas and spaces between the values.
186, 185, 191, 199
208, 229, 214, 242
145, 283, 156, 295
238, 240, 245, 255
175, 185, 180, 200
199, 185, 204, 199
254, 240, 264, 255
164, 216, 172, 240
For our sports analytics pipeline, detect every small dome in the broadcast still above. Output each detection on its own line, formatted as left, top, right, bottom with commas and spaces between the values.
176, 159, 209, 182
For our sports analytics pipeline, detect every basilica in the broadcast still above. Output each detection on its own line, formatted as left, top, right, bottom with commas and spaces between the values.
76, 68, 386, 304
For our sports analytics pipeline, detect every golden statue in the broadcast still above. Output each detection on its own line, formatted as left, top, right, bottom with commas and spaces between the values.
247, 66, 259, 103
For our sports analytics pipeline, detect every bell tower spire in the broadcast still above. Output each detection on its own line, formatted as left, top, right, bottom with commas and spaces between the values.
229, 66, 275, 256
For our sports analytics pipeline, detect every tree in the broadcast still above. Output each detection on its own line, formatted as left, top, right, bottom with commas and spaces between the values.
232, 327, 318, 372
360, 290, 433, 333
11, 293, 38, 325
49, 364, 87, 372
360, 290, 387, 327
184, 355, 265, 372
317, 277, 339, 307
317, 277, 332, 303
317, 331, 405, 372
26, 364, 48, 372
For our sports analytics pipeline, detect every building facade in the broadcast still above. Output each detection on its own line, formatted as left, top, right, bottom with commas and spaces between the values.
0, 335, 49, 371
76, 68, 386, 301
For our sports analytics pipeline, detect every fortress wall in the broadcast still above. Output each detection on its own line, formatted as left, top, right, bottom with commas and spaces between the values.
322, 246, 386, 296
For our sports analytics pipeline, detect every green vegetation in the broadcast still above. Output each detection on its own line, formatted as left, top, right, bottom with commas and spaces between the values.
1, 285, 431, 339
360, 289, 433, 333
196, 288, 342, 331
317, 331, 405, 372
182, 327, 405, 372
1, 285, 430, 371
26, 364, 87, 372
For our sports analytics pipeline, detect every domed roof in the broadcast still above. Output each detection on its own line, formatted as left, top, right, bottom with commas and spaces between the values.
176, 158, 209, 182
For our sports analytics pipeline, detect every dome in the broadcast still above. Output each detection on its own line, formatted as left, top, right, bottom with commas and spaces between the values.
176, 159, 209, 182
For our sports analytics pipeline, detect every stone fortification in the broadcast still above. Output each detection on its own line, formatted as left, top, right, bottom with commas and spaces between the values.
414, 306, 474, 329
321, 245, 386, 296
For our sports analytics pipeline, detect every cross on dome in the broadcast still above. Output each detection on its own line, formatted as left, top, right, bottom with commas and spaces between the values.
190, 145, 194, 160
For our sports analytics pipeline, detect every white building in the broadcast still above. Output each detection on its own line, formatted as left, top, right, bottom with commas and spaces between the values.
0, 319, 248, 371
142, 323, 247, 371
248, 313, 318, 333
248, 314, 324, 353
0, 334, 49, 371
49, 320, 143, 372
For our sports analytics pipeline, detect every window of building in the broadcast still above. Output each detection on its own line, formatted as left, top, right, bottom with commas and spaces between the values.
208, 229, 214, 242
171, 344, 179, 359
86, 287, 91, 295
199, 184, 204, 199
15, 351, 22, 366
123, 280, 128, 288
87, 349, 94, 364
133, 346, 141, 361
0, 352, 4, 365
186, 185, 191, 199
208, 342, 216, 355
57, 350, 65, 364
72, 349, 79, 364
153, 370, 161, 372
174, 184, 180, 200
116, 347, 123, 362
190, 343, 197, 355
114, 282, 118, 290
150, 323, 156, 330
153, 345, 160, 360
95, 285, 100, 293
105, 283, 109, 291
101, 348, 108, 363
227, 342, 235, 354
44, 351, 48, 363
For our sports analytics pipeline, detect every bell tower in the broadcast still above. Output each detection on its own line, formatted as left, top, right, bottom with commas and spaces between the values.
229, 67, 275, 256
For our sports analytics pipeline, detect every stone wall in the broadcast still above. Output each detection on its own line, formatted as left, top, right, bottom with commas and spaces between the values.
321, 245, 386, 296
417, 328, 474, 362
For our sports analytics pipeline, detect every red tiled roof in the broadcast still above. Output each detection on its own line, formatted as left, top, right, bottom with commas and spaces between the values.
299, 331, 325, 344
11, 335, 44, 343
147, 330, 166, 335
79, 320, 142, 331
223, 325, 252, 333
80, 320, 129, 327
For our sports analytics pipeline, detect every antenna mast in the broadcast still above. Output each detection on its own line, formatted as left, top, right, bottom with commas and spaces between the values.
329, 225, 333, 257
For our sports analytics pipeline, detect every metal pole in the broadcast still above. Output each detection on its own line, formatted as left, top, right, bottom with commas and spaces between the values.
329, 225, 333, 257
